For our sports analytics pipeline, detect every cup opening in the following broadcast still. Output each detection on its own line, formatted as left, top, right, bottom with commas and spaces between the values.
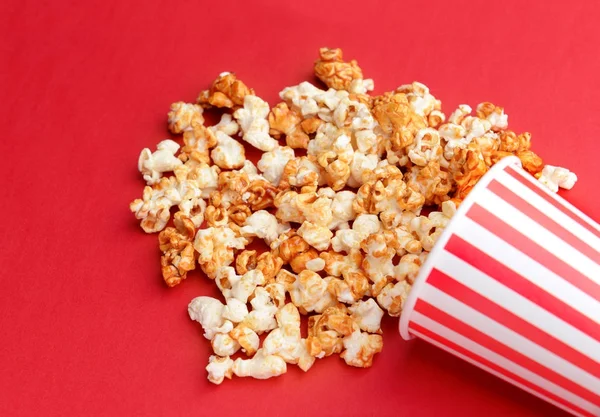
398, 155, 523, 340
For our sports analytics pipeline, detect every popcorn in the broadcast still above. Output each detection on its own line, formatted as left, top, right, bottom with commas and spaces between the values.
188, 296, 232, 340
211, 333, 241, 357
229, 324, 260, 356
234, 95, 279, 151
340, 328, 383, 368
306, 304, 354, 358
348, 298, 384, 333
211, 131, 246, 169
396, 81, 441, 117
408, 128, 443, 167
130, 177, 178, 233
331, 214, 381, 253
193, 227, 246, 279
215, 267, 265, 303
538, 165, 578, 192
168, 102, 204, 134
297, 221, 333, 251
158, 212, 196, 287
232, 349, 287, 380
257, 146, 295, 186
376, 280, 412, 317
138, 139, 183, 185
206, 355, 234, 385
242, 286, 279, 334
241, 210, 286, 245
179, 125, 218, 165
268, 103, 310, 149
197, 72, 254, 109
314, 47, 364, 91
131, 46, 578, 384
285, 270, 337, 314
263, 303, 316, 371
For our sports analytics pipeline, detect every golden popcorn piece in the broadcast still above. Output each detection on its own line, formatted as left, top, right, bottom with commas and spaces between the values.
158, 212, 197, 287
255, 251, 284, 284
179, 125, 218, 165
168, 102, 204, 134
235, 250, 257, 275
306, 304, 355, 358
314, 47, 364, 91
268, 102, 311, 150
197, 72, 255, 109
450, 148, 489, 201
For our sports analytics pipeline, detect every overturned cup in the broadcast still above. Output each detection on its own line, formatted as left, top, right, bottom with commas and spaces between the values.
400, 156, 600, 417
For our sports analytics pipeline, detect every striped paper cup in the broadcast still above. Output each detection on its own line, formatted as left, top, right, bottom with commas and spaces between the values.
399, 156, 600, 417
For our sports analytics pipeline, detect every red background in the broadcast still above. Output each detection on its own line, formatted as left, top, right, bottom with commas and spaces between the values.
1, 1, 599, 416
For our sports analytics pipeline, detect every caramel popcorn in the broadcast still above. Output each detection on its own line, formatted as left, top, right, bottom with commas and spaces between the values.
158, 212, 196, 287
197, 72, 254, 109
131, 46, 576, 385
306, 304, 355, 358
314, 47, 365, 91
168, 102, 204, 134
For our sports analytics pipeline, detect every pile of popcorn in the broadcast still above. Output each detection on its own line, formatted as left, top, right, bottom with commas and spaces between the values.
130, 48, 577, 384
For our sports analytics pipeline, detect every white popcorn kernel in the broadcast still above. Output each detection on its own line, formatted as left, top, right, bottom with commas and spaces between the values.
138, 139, 183, 185
211, 333, 241, 357
232, 349, 287, 379
188, 296, 231, 340
305, 257, 326, 272
242, 287, 278, 334
240, 210, 283, 245
222, 298, 249, 323
348, 298, 384, 333
216, 267, 266, 304
209, 113, 240, 136
263, 303, 316, 372
538, 165, 578, 193
287, 270, 336, 313
297, 221, 333, 251
211, 130, 246, 169
206, 355, 234, 385
348, 78, 374, 95
234, 95, 279, 151
257, 146, 295, 186
340, 328, 383, 368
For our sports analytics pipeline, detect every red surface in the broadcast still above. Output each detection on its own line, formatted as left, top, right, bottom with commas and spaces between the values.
1, 1, 600, 416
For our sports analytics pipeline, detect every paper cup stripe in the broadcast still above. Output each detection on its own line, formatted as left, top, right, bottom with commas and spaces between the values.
505, 165, 600, 239
410, 324, 597, 417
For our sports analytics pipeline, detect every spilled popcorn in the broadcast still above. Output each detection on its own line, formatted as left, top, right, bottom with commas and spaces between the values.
130, 47, 576, 384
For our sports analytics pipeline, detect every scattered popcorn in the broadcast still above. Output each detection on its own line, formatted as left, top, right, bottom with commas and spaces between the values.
211, 131, 246, 169
263, 303, 315, 371
131, 46, 577, 385
340, 328, 383, 368
197, 72, 254, 109
188, 296, 232, 340
538, 165, 578, 192
168, 102, 204, 134
234, 95, 279, 151
138, 139, 183, 185
348, 298, 384, 334
232, 349, 287, 380
206, 355, 234, 385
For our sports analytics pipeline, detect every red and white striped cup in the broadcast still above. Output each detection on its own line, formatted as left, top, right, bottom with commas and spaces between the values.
399, 156, 600, 417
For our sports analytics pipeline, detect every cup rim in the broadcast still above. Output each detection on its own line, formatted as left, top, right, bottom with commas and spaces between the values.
398, 155, 523, 340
